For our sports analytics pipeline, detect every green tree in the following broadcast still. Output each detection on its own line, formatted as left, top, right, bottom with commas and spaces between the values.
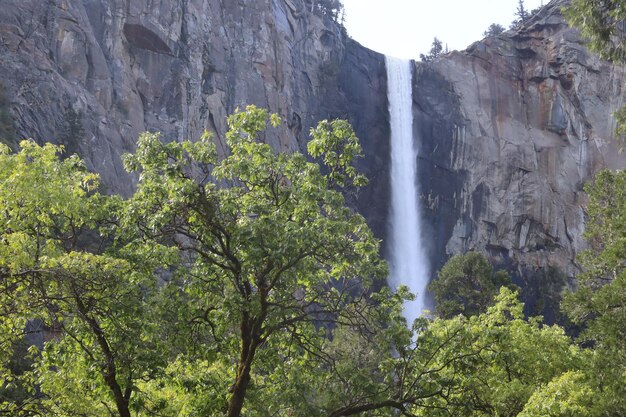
420, 37, 443, 62
483, 23, 505, 37
428, 251, 512, 318
562, 169, 626, 415
1, 107, 593, 417
121, 105, 392, 416
0, 141, 175, 416
511, 0, 530, 27
564, 0, 626, 63
519, 371, 596, 417
564, 0, 626, 135
123, 106, 544, 417
558, 6, 626, 412
413, 288, 582, 417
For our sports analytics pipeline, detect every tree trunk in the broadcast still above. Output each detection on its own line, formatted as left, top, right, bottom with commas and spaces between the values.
227, 288, 268, 417
105, 373, 132, 417
74, 294, 131, 417
226, 361, 252, 417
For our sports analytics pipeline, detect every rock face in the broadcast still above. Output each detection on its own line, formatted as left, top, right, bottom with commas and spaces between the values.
413, 0, 626, 316
0, 0, 624, 313
0, 0, 387, 197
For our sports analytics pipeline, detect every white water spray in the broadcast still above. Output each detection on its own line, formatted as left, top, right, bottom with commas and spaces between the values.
386, 56, 430, 326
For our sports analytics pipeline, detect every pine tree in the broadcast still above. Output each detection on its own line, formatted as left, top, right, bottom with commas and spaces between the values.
420, 37, 443, 62
483, 23, 505, 37
510, 0, 530, 28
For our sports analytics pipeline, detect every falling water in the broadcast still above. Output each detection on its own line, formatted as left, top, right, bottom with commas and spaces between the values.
386, 56, 429, 326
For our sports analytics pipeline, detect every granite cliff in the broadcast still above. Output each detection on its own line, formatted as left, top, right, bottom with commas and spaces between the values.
0, 0, 624, 312
413, 0, 626, 315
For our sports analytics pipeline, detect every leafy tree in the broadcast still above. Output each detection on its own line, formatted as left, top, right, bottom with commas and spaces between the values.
1, 107, 598, 417
562, 169, 626, 415
564, 0, 626, 135
564, 0, 626, 63
558, 7, 626, 413
0, 141, 175, 416
428, 251, 512, 318
121, 106, 392, 416
483, 23, 505, 37
412, 288, 582, 416
519, 371, 596, 417
124, 106, 549, 417
420, 37, 443, 62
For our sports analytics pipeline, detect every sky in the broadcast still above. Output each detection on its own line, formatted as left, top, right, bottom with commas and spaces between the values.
341, 0, 546, 59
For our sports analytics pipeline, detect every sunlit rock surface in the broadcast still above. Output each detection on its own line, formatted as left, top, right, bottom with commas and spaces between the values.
415, 1, 626, 312
0, 0, 387, 197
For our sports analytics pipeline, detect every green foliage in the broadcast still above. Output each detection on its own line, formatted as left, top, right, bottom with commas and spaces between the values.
0, 141, 175, 416
483, 23, 505, 37
122, 105, 390, 416
419, 37, 443, 62
2, 107, 612, 417
562, 10, 626, 413
308, 118, 367, 188
412, 288, 582, 416
519, 371, 596, 417
428, 251, 513, 318
562, 169, 626, 416
564, 0, 626, 64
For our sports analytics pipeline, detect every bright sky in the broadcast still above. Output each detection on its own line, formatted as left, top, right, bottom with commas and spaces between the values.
342, 0, 546, 59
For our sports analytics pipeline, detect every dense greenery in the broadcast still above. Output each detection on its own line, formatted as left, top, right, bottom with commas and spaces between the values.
0, 141, 172, 416
561, 169, 626, 415
1, 105, 625, 416
121, 107, 391, 416
561, 5, 626, 415
428, 252, 513, 318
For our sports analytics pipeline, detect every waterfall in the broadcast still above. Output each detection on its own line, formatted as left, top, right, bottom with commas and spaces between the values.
386, 56, 430, 326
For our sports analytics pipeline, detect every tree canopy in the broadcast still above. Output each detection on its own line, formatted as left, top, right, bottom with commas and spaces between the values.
1, 105, 625, 417
428, 251, 513, 318
0, 141, 173, 416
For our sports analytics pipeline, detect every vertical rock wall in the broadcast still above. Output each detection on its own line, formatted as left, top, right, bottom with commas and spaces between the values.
0, 0, 386, 193
413, 0, 626, 316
